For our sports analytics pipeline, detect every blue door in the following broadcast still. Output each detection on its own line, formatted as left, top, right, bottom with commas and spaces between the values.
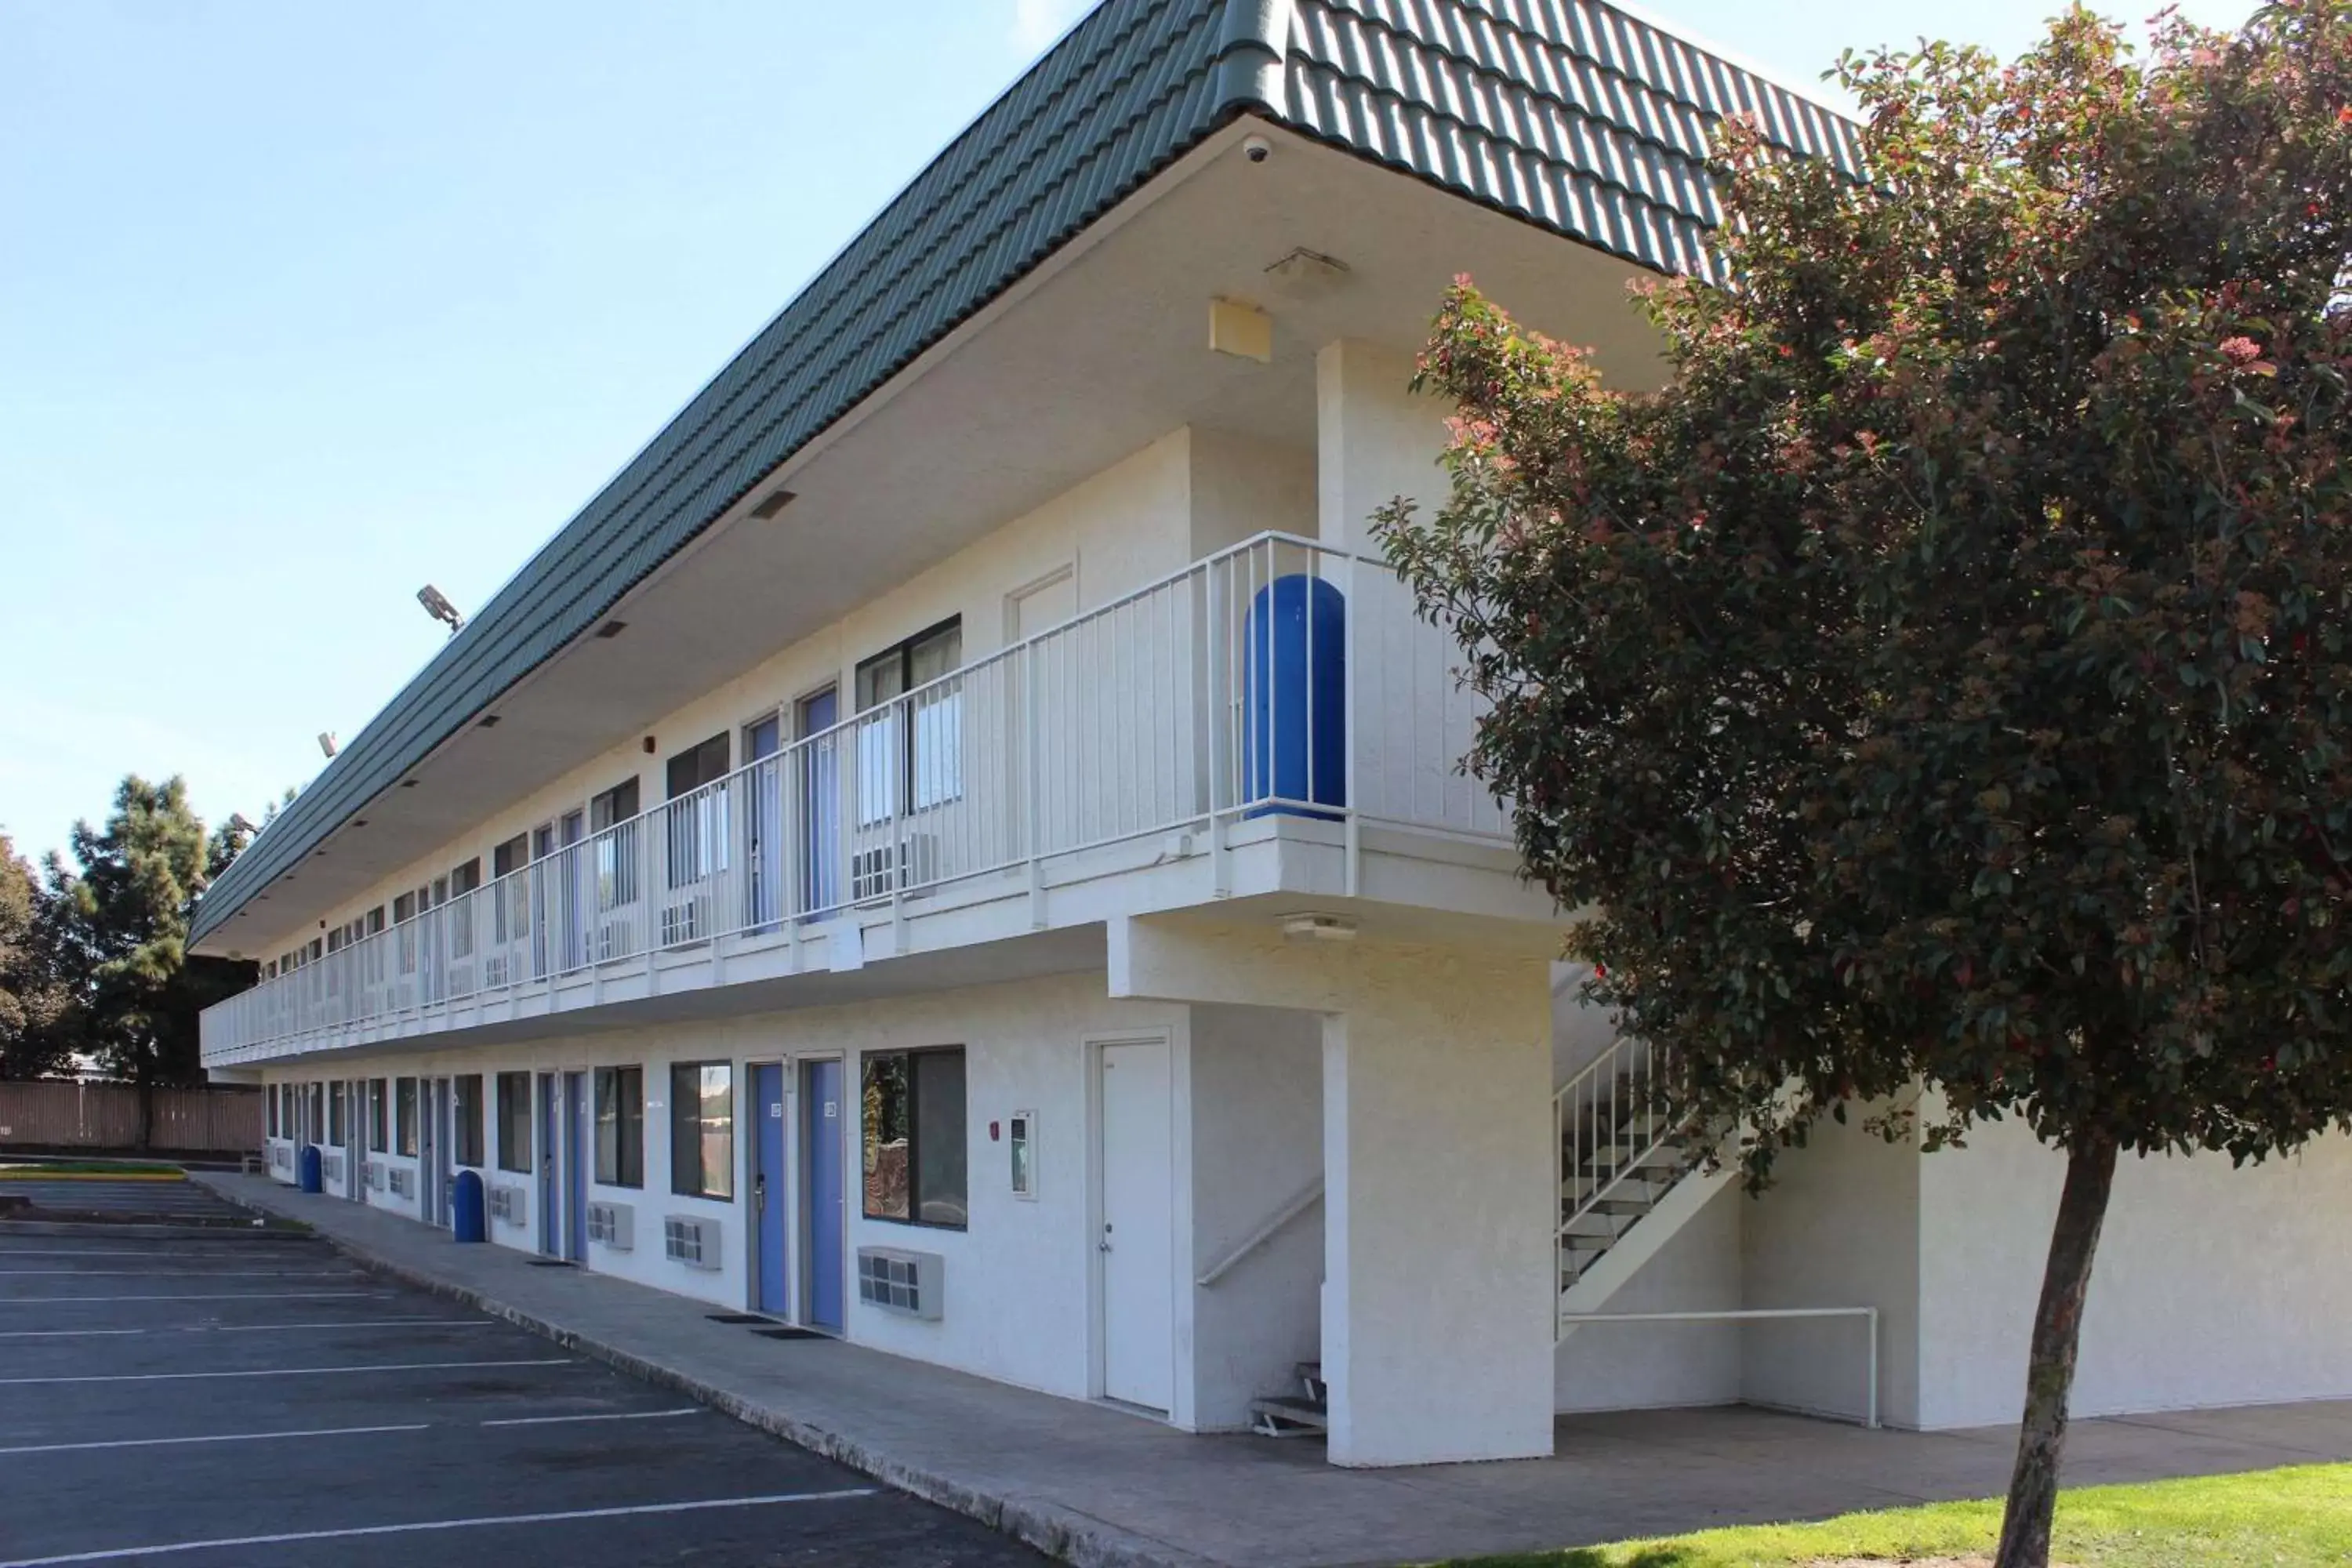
753, 1063, 788, 1314
801, 1057, 845, 1332
536, 1075, 559, 1256
564, 1071, 590, 1261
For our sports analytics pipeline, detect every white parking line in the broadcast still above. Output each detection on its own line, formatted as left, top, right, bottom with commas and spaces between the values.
203, 1318, 491, 1334
0, 1319, 489, 1339
0, 1291, 380, 1305
0, 1271, 358, 1279
0, 1250, 317, 1260
0, 1423, 428, 1457
0, 1356, 568, 1385
478, 1407, 703, 1428
0, 1489, 880, 1566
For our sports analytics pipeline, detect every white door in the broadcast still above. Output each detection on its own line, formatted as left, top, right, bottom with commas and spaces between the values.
1098, 1039, 1174, 1412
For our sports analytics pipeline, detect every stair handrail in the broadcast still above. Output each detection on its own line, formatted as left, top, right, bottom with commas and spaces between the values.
1196, 1177, 1324, 1287
1554, 1036, 1676, 1247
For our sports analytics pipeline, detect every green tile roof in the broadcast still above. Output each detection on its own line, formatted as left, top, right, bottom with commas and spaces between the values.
194, 0, 1855, 944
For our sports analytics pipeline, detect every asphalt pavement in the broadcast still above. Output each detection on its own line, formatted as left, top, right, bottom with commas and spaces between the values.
0, 1226, 1050, 1566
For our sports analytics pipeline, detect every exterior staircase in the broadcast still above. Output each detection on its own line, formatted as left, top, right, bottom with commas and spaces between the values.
1557, 1065, 1694, 1295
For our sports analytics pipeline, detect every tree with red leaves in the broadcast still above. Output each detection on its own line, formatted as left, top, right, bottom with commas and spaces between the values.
1379, 6, 2352, 1563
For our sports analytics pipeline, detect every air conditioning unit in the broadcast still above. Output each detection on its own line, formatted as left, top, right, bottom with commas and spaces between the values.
662, 1214, 722, 1270
388, 1166, 416, 1199
851, 834, 942, 902
270, 1144, 292, 1173
857, 1246, 944, 1319
489, 1185, 527, 1227
322, 1152, 344, 1184
481, 955, 509, 989
659, 897, 705, 946
587, 1200, 635, 1251
365, 1160, 386, 1191
594, 920, 634, 963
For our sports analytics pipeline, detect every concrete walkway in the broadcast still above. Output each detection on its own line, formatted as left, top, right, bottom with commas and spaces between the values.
197, 1173, 2352, 1568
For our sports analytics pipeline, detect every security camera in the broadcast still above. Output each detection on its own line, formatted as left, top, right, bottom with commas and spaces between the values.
1243, 134, 1272, 164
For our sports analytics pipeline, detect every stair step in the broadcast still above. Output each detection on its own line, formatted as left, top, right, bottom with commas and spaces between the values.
1251, 1393, 1330, 1434
1563, 1210, 1635, 1237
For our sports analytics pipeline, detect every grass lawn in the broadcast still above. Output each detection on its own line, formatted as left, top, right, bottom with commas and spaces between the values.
1438, 1463, 2352, 1568
0, 1160, 186, 1179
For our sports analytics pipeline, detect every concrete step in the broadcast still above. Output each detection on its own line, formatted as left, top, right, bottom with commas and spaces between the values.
1250, 1394, 1329, 1436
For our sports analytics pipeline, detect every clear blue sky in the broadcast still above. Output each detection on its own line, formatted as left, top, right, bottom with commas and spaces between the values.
0, 0, 2250, 866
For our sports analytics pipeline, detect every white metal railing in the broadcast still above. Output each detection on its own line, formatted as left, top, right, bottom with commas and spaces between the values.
201, 532, 1510, 1064
1554, 1036, 1673, 1287
1195, 1178, 1324, 1287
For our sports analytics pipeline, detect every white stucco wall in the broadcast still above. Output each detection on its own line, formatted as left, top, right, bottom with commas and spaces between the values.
1110, 916, 1557, 1466
1185, 1002, 1323, 1430
258, 971, 1189, 1399
247, 423, 1319, 965
1555, 1182, 1744, 1413
1740, 1114, 1922, 1427
1918, 1118, 2352, 1428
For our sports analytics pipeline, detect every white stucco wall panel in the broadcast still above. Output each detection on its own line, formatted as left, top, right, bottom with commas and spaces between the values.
1186, 1002, 1323, 1429
245, 427, 1218, 963
1739, 1113, 1922, 1427
262, 971, 1187, 1397
1555, 1181, 1744, 1413
1918, 1117, 2352, 1428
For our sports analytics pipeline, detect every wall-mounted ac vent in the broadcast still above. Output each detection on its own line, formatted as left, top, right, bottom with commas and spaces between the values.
595, 922, 635, 964
388, 1166, 416, 1199
481, 955, 510, 989
663, 1214, 721, 1270
587, 1200, 635, 1251
365, 1160, 386, 1191
659, 898, 704, 946
489, 1185, 527, 1226
270, 1144, 293, 1173
851, 834, 942, 902
322, 1152, 345, 1184
857, 1246, 943, 1319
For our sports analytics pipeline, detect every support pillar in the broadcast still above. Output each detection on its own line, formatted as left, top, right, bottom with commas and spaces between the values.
1110, 914, 1557, 1466
1321, 979, 1555, 1465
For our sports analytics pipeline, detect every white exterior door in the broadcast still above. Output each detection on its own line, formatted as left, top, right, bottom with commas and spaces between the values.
1098, 1038, 1174, 1412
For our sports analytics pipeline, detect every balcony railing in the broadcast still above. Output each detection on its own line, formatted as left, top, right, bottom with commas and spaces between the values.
201, 532, 1510, 1062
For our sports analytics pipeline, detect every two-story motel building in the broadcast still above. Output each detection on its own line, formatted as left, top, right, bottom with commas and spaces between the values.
194, 0, 2352, 1468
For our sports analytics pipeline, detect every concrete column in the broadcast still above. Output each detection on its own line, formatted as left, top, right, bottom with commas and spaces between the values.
1320, 974, 1556, 1465
1316, 338, 1453, 556
1109, 915, 1557, 1465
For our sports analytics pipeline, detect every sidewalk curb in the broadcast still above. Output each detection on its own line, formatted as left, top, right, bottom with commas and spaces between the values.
191, 1174, 1218, 1568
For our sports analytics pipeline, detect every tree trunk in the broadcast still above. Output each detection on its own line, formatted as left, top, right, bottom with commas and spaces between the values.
136, 1075, 154, 1152
1993, 1129, 2121, 1568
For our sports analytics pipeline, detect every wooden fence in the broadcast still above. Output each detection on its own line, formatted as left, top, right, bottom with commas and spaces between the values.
0, 1080, 263, 1154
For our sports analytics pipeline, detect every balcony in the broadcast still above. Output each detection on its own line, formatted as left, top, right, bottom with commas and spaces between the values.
200, 533, 1522, 1067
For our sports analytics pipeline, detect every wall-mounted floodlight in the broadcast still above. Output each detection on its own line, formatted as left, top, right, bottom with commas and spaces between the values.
318, 732, 338, 758
417, 584, 465, 635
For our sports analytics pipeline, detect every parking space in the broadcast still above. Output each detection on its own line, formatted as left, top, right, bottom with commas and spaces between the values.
0, 1176, 260, 1223
0, 1230, 1048, 1567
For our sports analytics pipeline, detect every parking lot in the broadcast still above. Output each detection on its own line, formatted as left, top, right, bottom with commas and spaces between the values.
0, 1225, 1049, 1566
